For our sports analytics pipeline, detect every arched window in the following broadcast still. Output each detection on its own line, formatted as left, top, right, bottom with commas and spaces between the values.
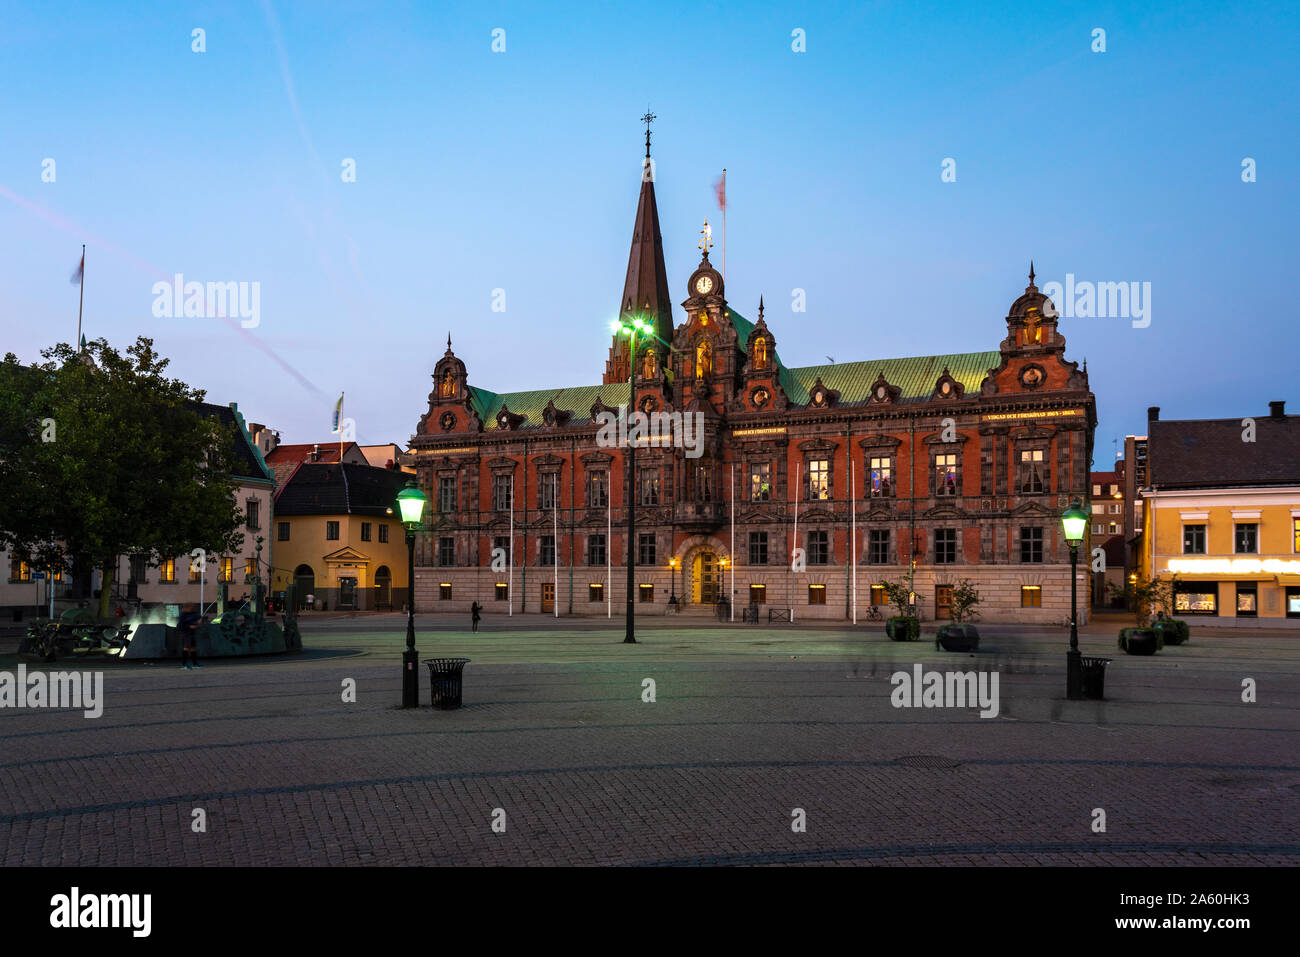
753, 337, 768, 370
696, 340, 712, 379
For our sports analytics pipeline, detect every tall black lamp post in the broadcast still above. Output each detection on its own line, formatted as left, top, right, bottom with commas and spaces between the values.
611, 315, 651, 643
1060, 499, 1089, 699
397, 481, 427, 707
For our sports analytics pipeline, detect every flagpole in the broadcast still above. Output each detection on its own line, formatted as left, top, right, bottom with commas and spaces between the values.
851, 459, 857, 625
606, 475, 611, 619
508, 475, 514, 617
339, 391, 344, 462
553, 494, 558, 619
76, 244, 85, 349
792, 461, 799, 623
721, 169, 726, 279
729, 462, 735, 621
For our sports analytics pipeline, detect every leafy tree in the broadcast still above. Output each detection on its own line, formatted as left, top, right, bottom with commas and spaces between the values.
880, 565, 920, 620
947, 578, 982, 623
1106, 573, 1180, 627
0, 337, 245, 617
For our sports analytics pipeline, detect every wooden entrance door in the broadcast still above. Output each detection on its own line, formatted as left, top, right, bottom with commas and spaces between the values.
541, 582, 555, 613
698, 551, 719, 605
935, 584, 953, 620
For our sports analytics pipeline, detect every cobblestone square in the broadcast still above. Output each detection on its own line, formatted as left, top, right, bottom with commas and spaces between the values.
1, 614, 1296, 866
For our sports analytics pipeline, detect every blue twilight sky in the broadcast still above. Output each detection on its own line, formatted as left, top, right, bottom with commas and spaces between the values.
1, 0, 1296, 465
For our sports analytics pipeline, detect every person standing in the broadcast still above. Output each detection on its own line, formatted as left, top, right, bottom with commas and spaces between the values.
177, 603, 202, 670
470, 601, 482, 633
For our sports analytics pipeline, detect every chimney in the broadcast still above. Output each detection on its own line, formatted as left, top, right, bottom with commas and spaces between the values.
1269, 400, 1285, 421
1147, 406, 1160, 422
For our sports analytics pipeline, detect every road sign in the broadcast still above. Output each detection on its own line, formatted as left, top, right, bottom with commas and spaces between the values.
32, 572, 45, 580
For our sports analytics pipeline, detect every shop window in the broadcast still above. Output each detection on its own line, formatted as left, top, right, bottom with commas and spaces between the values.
1175, 584, 1218, 615
1235, 583, 1257, 618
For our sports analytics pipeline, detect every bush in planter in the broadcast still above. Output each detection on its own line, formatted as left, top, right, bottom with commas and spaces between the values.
1118, 627, 1162, 656
1152, 615, 1189, 645
886, 616, 920, 641
936, 622, 979, 652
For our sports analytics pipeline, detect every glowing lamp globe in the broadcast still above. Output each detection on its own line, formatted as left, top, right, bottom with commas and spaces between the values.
1060, 500, 1088, 546
396, 483, 427, 526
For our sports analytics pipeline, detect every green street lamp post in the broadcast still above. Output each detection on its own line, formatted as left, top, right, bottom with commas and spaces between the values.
611, 316, 651, 643
396, 481, 427, 707
1060, 498, 1089, 699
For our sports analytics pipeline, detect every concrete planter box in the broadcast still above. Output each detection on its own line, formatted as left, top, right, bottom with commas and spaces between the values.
936, 623, 980, 652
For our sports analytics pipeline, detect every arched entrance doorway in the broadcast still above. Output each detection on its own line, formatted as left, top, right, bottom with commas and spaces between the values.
374, 565, 392, 610
294, 564, 315, 610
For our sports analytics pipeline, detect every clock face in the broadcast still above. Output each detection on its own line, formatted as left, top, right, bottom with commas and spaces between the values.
695, 275, 713, 295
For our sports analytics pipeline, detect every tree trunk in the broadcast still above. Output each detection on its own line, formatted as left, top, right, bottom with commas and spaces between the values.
98, 561, 115, 619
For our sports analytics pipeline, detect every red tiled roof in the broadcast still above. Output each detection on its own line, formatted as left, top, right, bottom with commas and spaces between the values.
265, 442, 357, 465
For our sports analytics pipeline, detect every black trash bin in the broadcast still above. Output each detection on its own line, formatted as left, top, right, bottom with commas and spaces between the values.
425, 657, 471, 710
1080, 656, 1110, 700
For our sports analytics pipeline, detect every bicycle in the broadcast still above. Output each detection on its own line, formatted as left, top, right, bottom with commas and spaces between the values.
864, 605, 883, 622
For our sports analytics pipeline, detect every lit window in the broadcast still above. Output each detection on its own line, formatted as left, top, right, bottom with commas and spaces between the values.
495, 582, 509, 601
808, 584, 826, 605
439, 583, 452, 600
1019, 449, 1045, 493
870, 584, 887, 606
245, 558, 256, 581
935, 453, 959, 496
220, 557, 234, 582
869, 457, 892, 498
807, 459, 830, 500
1021, 585, 1042, 607
638, 583, 654, 603
589, 583, 603, 602
638, 469, 660, 505
750, 584, 767, 604
750, 462, 771, 502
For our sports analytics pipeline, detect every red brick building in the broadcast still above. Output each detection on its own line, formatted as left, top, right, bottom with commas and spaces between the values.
407, 141, 1097, 621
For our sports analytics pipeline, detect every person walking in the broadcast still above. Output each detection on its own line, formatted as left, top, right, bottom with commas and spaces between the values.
177, 603, 202, 670
470, 601, 482, 633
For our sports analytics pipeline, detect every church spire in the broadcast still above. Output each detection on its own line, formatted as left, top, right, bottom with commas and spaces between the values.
604, 114, 674, 384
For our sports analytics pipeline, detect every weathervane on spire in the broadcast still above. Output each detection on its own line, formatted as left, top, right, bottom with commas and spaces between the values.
641, 110, 656, 158
699, 219, 713, 253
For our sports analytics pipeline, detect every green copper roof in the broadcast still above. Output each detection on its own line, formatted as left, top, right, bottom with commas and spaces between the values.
780, 351, 1001, 405
471, 382, 631, 431
467, 342, 999, 433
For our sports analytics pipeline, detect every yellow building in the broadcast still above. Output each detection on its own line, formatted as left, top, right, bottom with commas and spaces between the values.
271, 463, 414, 611
1138, 404, 1300, 624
